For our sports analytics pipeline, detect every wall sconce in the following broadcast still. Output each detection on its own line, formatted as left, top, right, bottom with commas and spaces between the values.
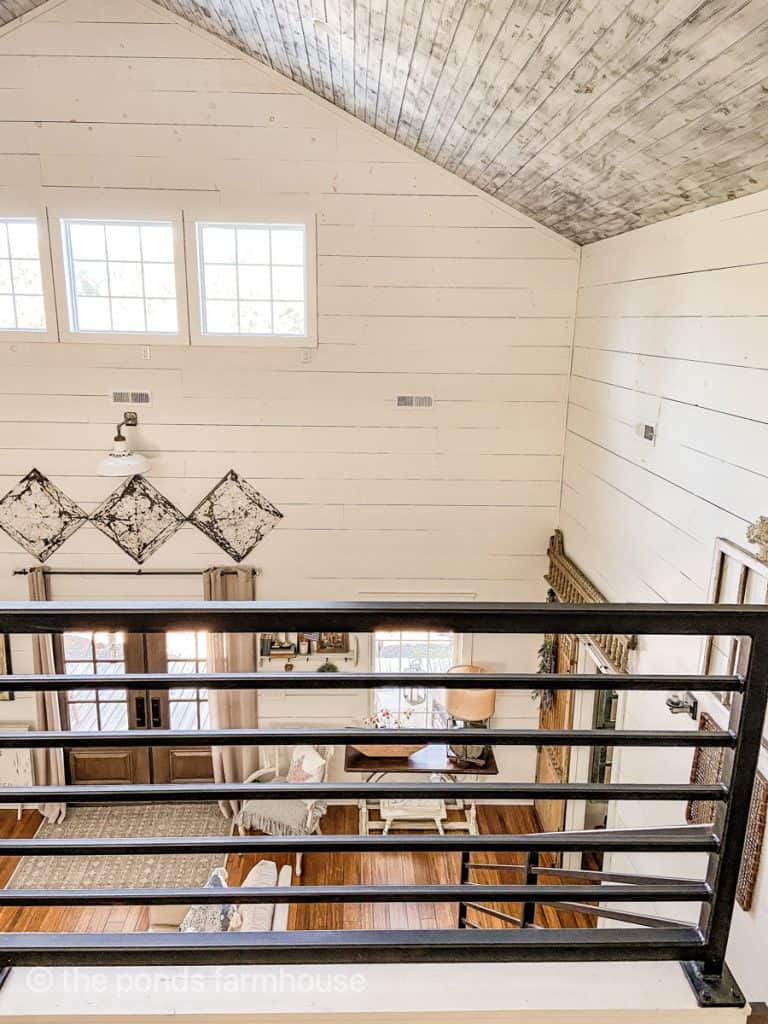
96, 411, 150, 477
665, 692, 698, 719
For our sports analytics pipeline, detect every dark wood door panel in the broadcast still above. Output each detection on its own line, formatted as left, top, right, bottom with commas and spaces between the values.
67, 747, 150, 785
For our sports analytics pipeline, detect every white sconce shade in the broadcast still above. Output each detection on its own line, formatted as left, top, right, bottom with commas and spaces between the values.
97, 411, 150, 476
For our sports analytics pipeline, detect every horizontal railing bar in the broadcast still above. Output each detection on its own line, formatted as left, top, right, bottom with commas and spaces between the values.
463, 903, 526, 925
0, 782, 728, 803
0, 599, 763, 637
539, 902, 691, 929
0, 727, 736, 749
0, 671, 743, 694
532, 866, 702, 886
465, 864, 702, 887
0, 829, 719, 856
0, 927, 706, 966
0, 883, 711, 907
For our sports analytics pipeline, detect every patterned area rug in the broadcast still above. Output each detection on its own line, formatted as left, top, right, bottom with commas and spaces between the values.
7, 803, 231, 889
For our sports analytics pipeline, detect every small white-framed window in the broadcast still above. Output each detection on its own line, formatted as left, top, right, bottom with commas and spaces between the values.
373, 631, 457, 728
0, 218, 46, 332
196, 221, 307, 338
61, 219, 178, 334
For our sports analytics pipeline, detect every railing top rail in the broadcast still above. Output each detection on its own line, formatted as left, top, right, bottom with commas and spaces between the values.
0, 671, 744, 693
0, 599, 766, 636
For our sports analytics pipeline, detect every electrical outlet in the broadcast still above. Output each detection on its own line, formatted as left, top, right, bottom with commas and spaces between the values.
142, 346, 152, 361
300, 349, 312, 364
643, 424, 656, 443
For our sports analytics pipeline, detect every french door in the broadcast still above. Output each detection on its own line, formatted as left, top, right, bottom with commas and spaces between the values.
55, 630, 214, 786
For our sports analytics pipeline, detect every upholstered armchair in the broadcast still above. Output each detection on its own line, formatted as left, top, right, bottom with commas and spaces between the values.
234, 740, 334, 877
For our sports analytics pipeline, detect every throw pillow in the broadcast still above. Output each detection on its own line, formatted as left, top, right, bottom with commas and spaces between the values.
286, 744, 326, 784
180, 866, 239, 933
238, 859, 278, 932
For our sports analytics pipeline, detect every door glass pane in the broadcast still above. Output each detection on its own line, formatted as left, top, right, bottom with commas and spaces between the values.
165, 631, 210, 731
170, 701, 197, 730
99, 703, 129, 731
61, 631, 128, 732
68, 703, 98, 732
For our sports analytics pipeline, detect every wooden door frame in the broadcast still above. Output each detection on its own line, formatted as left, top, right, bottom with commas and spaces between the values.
54, 631, 151, 785
54, 630, 214, 786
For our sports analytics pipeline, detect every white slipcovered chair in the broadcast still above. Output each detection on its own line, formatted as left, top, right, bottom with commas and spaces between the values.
234, 738, 334, 877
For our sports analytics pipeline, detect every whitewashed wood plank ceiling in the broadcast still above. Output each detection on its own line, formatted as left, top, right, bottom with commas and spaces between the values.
6, 0, 768, 243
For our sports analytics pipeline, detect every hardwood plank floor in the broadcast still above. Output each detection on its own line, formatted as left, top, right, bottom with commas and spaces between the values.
0, 805, 594, 933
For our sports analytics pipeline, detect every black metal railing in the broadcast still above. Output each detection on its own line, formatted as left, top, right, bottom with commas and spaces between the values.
0, 600, 766, 1008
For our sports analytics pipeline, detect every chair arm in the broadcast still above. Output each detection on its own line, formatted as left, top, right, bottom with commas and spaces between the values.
242, 766, 277, 784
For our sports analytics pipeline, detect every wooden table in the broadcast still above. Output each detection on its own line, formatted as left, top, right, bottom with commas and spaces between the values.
344, 743, 498, 781
344, 744, 498, 835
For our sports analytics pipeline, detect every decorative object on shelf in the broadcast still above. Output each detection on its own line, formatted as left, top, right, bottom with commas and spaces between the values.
189, 470, 283, 563
532, 636, 557, 712
688, 713, 767, 911
545, 529, 636, 674
317, 660, 339, 673
298, 637, 310, 656
96, 411, 150, 477
267, 635, 295, 658
746, 516, 768, 564
0, 467, 283, 564
283, 660, 294, 673
352, 707, 425, 758
316, 631, 349, 654
0, 634, 13, 701
91, 475, 185, 564
0, 469, 87, 562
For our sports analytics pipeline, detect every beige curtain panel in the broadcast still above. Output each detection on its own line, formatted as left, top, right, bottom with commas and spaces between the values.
27, 566, 67, 824
202, 567, 260, 817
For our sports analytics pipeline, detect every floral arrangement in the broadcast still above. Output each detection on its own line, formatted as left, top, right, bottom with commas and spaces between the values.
363, 707, 414, 729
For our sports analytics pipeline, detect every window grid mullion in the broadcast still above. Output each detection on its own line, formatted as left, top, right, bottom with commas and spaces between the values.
136, 223, 148, 332
7, 226, 19, 329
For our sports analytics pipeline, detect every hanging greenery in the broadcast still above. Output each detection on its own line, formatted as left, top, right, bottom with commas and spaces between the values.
532, 636, 557, 711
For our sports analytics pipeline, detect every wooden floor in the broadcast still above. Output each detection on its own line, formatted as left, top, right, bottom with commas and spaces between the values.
0, 805, 594, 933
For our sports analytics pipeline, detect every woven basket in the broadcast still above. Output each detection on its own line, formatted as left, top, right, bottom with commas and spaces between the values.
351, 743, 426, 758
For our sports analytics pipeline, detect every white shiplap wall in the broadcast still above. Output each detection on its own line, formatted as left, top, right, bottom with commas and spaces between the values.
0, 0, 580, 784
560, 189, 768, 1000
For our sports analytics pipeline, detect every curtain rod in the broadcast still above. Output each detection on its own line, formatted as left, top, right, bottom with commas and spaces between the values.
12, 568, 260, 577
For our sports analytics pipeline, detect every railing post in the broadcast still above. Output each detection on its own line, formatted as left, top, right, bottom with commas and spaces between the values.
683, 627, 768, 1007
520, 851, 539, 928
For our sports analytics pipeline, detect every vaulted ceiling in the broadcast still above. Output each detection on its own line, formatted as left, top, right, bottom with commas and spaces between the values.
6, 0, 768, 243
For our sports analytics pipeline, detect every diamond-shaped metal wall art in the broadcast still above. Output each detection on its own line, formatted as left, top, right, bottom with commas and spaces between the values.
0, 468, 88, 562
91, 475, 186, 564
188, 469, 283, 562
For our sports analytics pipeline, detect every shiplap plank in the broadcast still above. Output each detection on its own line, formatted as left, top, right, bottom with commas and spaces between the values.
39, 0, 172, 20
0, 19, 227, 56
482, 0, 710, 195
319, 225, 574, 258
577, 263, 768, 318
0, 57, 294, 93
